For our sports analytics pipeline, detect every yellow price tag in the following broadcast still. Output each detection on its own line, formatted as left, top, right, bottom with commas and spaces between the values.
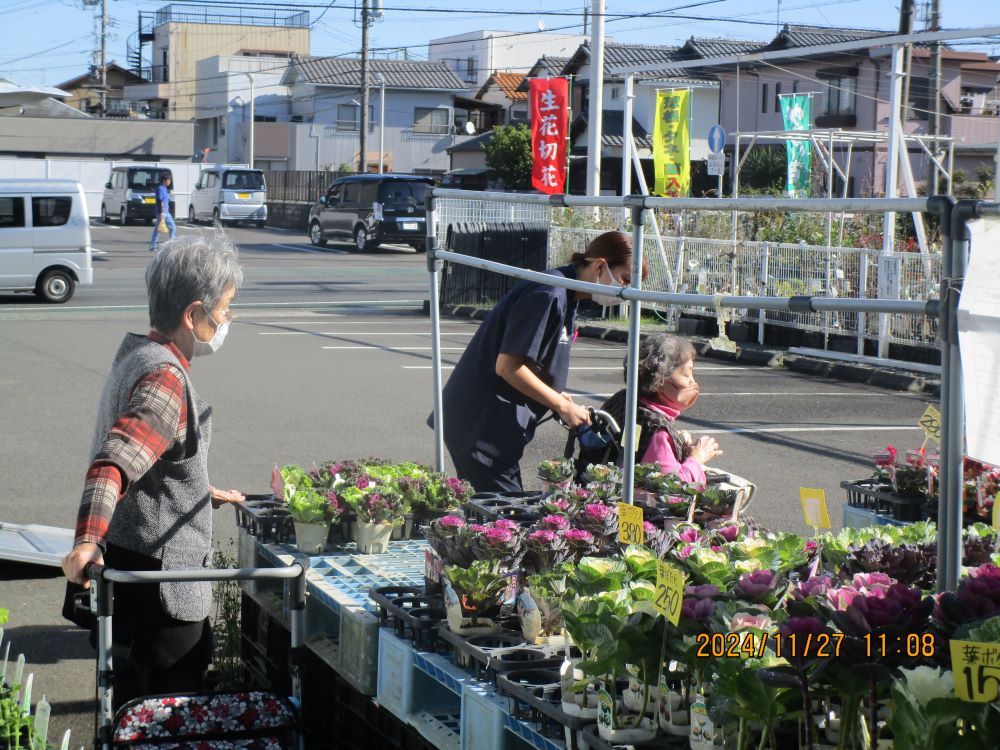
992, 492, 1000, 532
800, 488, 831, 530
950, 640, 1000, 702
918, 404, 942, 444
654, 560, 686, 625
617, 502, 644, 545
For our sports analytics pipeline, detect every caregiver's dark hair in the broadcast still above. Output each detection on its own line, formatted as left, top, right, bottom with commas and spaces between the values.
570, 231, 650, 280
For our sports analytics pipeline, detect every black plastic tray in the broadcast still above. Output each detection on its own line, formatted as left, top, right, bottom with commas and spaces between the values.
369, 585, 446, 650
234, 494, 295, 544
495, 668, 592, 734
436, 626, 569, 681
841, 479, 927, 520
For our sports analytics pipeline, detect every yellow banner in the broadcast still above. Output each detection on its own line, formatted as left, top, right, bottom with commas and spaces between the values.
653, 89, 690, 197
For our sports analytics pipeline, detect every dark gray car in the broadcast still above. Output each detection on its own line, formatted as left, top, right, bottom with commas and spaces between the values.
308, 174, 432, 252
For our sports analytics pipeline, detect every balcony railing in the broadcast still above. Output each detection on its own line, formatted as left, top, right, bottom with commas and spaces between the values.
154, 4, 309, 29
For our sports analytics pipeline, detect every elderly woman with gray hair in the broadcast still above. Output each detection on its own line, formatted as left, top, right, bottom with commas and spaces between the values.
62, 235, 245, 708
599, 333, 722, 482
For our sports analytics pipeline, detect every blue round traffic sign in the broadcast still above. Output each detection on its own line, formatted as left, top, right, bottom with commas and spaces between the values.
708, 124, 726, 154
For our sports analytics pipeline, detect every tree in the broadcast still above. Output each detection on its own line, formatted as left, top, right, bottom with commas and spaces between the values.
482, 124, 533, 190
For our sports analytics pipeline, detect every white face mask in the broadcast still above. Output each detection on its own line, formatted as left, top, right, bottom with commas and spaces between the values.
592, 263, 624, 308
191, 310, 229, 357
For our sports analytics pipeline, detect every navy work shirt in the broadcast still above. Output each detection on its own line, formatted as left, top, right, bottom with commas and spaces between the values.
440, 263, 578, 469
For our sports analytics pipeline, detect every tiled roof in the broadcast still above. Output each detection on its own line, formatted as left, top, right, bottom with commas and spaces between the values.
477, 72, 527, 101
681, 37, 767, 59
447, 129, 495, 153
515, 56, 571, 93
572, 110, 652, 151
289, 56, 469, 91
601, 42, 687, 71
767, 24, 890, 49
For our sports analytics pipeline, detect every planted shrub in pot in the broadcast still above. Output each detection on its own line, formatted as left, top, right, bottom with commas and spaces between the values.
537, 458, 576, 491
280, 465, 342, 554
443, 560, 509, 632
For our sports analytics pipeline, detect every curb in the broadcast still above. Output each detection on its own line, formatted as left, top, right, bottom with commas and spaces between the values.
440, 304, 940, 398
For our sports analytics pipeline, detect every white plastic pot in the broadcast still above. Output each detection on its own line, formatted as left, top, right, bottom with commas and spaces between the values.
356, 521, 393, 554
597, 717, 656, 743
293, 521, 328, 554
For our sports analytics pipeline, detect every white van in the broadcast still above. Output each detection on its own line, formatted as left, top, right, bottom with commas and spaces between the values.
0, 179, 94, 303
188, 166, 267, 227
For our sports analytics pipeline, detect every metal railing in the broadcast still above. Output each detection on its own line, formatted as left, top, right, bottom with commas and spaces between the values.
154, 4, 309, 28
423, 188, 999, 593
435, 197, 944, 353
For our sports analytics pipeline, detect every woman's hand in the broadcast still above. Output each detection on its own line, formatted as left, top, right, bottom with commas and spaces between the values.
689, 435, 723, 465
211, 487, 246, 508
62, 542, 104, 587
557, 394, 591, 429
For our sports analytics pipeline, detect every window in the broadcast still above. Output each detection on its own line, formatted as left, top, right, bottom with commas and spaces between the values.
378, 180, 429, 207
360, 182, 379, 203
0, 197, 25, 228
31, 197, 72, 227
336, 103, 374, 130
466, 57, 476, 82
761, 83, 769, 113
413, 107, 449, 134
342, 182, 361, 203
128, 169, 162, 191
906, 77, 930, 120
222, 171, 265, 190
774, 82, 782, 113
611, 86, 621, 100
161, 48, 169, 83
326, 183, 343, 204
254, 115, 276, 123
793, 80, 799, 94
824, 76, 856, 116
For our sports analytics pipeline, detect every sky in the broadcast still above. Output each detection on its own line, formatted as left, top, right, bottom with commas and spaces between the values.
0, 0, 996, 87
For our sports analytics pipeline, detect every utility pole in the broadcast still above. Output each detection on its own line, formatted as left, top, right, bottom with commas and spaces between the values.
582, 3, 588, 36
927, 0, 942, 194
585, 0, 605, 200
100, 0, 108, 114
247, 73, 255, 168
359, 0, 370, 174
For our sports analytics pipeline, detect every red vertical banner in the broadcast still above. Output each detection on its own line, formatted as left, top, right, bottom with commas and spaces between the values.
529, 77, 569, 194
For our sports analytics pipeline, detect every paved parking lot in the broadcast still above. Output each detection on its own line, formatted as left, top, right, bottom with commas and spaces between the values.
0, 220, 935, 744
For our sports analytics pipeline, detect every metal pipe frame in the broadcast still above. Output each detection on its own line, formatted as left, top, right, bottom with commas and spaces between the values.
431, 249, 937, 316
431, 189, 929, 214
426, 191, 446, 472
622, 202, 647, 503
423, 188, 995, 596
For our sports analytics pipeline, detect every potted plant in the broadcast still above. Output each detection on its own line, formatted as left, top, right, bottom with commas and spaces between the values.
443, 560, 509, 632
356, 490, 404, 554
281, 466, 341, 554
537, 458, 576, 491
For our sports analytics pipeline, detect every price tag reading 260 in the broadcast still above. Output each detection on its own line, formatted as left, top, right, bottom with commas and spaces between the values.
617, 503, 644, 545
655, 560, 685, 625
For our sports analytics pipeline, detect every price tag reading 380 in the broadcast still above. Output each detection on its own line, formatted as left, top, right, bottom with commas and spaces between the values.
617, 503, 644, 545
919, 404, 942, 444
655, 560, 685, 625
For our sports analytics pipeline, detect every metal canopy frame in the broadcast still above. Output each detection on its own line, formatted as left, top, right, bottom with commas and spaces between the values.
423, 186, 1000, 594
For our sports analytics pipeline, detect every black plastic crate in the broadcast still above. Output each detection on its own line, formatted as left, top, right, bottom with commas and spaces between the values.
235, 493, 295, 543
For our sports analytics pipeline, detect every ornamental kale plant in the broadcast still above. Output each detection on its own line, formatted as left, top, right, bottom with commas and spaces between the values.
537, 457, 576, 483
356, 491, 405, 526
444, 560, 509, 615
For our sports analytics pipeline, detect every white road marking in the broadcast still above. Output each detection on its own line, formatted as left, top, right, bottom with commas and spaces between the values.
567, 390, 899, 400
91, 248, 107, 255
271, 243, 348, 255
699, 425, 922, 435
260, 331, 475, 336
320, 344, 609, 351
92, 222, 119, 230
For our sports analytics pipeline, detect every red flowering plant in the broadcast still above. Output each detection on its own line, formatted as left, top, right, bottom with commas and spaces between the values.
469, 519, 527, 567
522, 528, 570, 574
541, 487, 592, 515
425, 515, 476, 567
561, 527, 599, 561
935, 563, 1000, 636
572, 502, 619, 549
356, 490, 405, 526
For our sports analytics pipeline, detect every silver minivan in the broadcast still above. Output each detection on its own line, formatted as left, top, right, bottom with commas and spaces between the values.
188, 166, 267, 227
0, 179, 94, 303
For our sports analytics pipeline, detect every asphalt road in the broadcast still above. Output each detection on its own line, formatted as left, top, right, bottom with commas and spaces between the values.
0, 220, 935, 745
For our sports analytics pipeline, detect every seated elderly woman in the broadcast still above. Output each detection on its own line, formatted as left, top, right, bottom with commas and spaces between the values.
599, 333, 721, 482
62, 234, 246, 709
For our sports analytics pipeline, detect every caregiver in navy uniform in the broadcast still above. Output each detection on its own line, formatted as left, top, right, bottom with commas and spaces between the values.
440, 231, 645, 492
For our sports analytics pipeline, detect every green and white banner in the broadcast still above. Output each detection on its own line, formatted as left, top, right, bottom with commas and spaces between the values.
779, 94, 811, 198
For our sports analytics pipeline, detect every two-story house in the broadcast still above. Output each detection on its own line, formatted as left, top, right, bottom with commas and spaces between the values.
55, 62, 148, 117
280, 57, 471, 174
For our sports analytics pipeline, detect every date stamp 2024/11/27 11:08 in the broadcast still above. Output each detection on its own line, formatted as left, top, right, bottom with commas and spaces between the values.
694, 631, 939, 660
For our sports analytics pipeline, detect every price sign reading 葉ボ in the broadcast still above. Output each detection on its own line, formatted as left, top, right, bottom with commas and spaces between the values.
950, 640, 1000, 702
654, 560, 685, 625
617, 503, 644, 545
919, 404, 942, 444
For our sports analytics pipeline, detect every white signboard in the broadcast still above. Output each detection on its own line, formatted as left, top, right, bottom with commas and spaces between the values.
707, 153, 725, 176
958, 217, 1000, 466
878, 254, 901, 301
